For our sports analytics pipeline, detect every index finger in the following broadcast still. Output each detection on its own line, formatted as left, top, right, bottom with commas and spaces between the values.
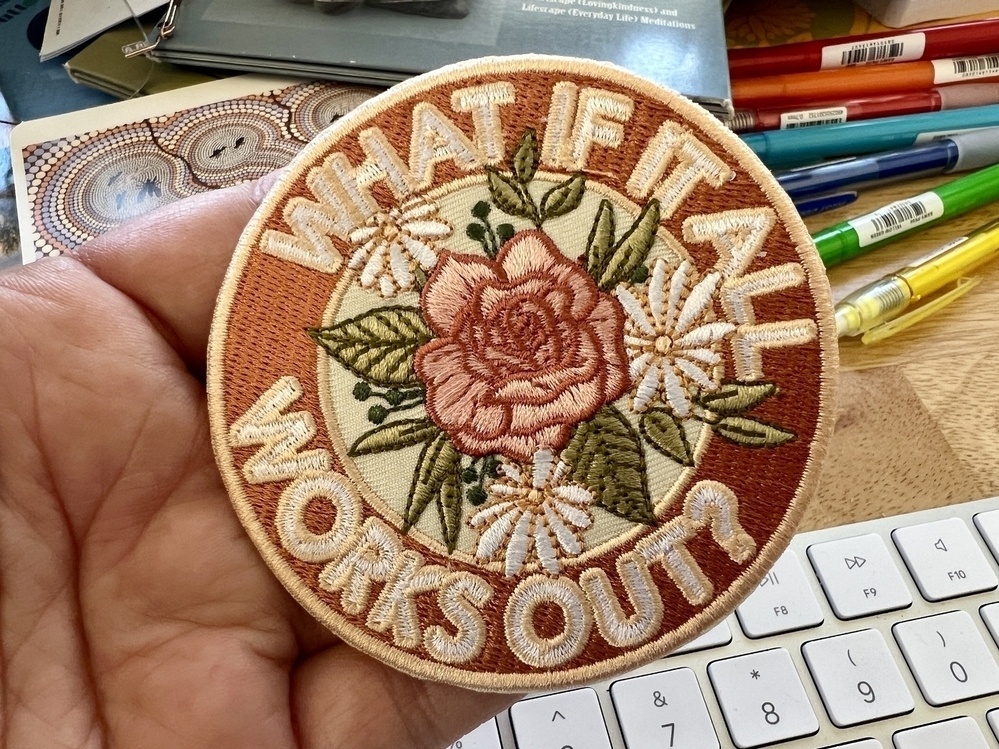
75, 172, 282, 374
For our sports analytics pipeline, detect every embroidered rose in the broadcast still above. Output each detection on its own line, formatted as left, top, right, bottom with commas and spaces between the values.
414, 230, 629, 462
347, 195, 452, 297
469, 448, 594, 576
616, 258, 735, 417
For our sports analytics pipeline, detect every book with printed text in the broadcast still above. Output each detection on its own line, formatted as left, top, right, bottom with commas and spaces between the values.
150, 0, 733, 119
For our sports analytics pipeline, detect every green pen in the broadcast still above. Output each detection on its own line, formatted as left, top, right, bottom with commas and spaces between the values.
812, 161, 999, 267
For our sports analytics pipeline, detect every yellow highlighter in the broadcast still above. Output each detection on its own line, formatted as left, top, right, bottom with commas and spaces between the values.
834, 215, 999, 343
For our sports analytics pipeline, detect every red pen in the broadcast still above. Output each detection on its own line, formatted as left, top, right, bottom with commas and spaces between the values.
732, 55, 999, 109
731, 84, 999, 133
729, 16, 999, 79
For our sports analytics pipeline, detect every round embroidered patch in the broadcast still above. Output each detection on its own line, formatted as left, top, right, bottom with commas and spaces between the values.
208, 55, 838, 691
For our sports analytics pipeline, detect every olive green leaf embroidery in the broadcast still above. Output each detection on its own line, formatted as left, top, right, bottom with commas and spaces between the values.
308, 306, 432, 387
697, 381, 778, 415
585, 199, 615, 278
485, 167, 537, 223
713, 416, 796, 448
634, 380, 796, 464
540, 173, 586, 223
640, 408, 695, 466
479, 128, 586, 229
511, 128, 539, 184
403, 432, 463, 551
349, 417, 440, 457
563, 405, 655, 525
694, 380, 796, 450
594, 199, 662, 291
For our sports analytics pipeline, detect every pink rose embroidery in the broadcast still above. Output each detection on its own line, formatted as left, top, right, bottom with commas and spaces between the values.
414, 230, 629, 462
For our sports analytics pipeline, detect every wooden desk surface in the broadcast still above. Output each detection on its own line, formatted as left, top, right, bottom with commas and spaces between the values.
797, 175, 999, 532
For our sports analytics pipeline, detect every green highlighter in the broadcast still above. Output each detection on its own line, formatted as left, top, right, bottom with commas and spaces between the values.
812, 161, 999, 268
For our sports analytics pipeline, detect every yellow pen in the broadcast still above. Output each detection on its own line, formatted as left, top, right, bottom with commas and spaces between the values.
834, 215, 999, 343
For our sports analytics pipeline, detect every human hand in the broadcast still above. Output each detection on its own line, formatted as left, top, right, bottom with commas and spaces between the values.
0, 176, 516, 749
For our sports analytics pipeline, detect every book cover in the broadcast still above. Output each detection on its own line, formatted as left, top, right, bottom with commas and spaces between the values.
152, 0, 732, 118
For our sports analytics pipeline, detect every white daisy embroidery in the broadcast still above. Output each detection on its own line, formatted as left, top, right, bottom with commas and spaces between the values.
347, 195, 451, 298
616, 259, 735, 417
468, 448, 595, 577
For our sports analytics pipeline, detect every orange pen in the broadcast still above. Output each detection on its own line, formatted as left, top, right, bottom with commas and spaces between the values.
733, 54, 999, 109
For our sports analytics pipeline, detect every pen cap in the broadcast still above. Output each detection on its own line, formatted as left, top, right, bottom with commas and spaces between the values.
948, 128, 999, 172
937, 84, 999, 110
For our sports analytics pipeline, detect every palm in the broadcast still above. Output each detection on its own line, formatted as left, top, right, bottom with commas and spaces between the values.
0, 179, 514, 749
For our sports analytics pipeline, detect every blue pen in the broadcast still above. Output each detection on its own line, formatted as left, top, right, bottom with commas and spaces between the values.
741, 104, 999, 169
777, 128, 999, 200
793, 191, 858, 217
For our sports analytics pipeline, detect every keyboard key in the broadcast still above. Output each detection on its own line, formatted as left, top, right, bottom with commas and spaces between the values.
892, 717, 990, 749
509, 688, 611, 749
822, 741, 883, 748
892, 518, 998, 601
973, 510, 999, 562
988, 709, 999, 742
610, 668, 719, 749
801, 629, 913, 727
981, 602, 999, 647
707, 647, 818, 748
736, 550, 823, 638
892, 610, 999, 706
807, 534, 912, 619
670, 620, 732, 655
447, 719, 501, 749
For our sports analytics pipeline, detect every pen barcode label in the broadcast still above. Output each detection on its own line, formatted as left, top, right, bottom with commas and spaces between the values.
848, 192, 944, 247
932, 55, 999, 84
780, 107, 848, 129
821, 33, 925, 69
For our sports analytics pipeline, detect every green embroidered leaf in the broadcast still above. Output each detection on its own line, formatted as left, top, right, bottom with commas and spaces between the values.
308, 306, 431, 387
349, 418, 440, 457
403, 433, 461, 535
597, 199, 662, 291
714, 416, 795, 448
539, 173, 585, 222
437, 460, 463, 553
698, 381, 779, 415
640, 409, 694, 466
586, 199, 616, 278
512, 129, 538, 184
563, 405, 655, 525
486, 167, 536, 221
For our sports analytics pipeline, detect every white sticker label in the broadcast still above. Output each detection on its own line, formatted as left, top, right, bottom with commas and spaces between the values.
779, 107, 848, 129
932, 55, 999, 84
821, 32, 926, 69
848, 192, 945, 246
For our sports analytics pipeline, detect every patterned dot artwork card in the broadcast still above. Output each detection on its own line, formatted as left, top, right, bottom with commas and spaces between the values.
10, 75, 378, 264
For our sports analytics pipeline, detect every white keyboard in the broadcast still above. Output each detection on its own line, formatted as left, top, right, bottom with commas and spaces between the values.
449, 495, 999, 749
